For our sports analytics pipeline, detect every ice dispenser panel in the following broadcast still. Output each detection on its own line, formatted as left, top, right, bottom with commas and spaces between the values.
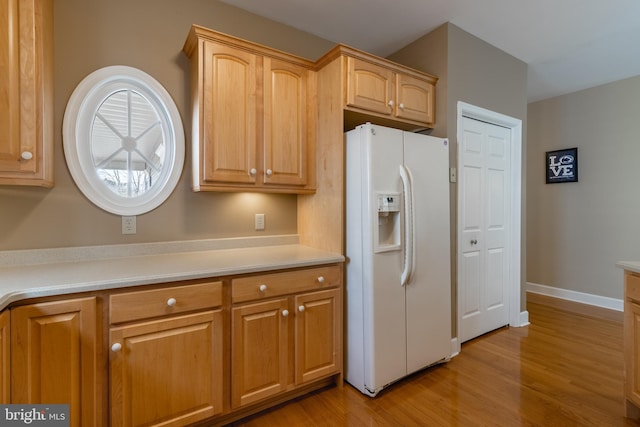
374, 193, 401, 252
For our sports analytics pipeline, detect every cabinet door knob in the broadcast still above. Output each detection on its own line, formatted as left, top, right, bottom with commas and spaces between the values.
259, 284, 267, 292
266, 169, 273, 177
317, 276, 325, 284
388, 100, 394, 108
399, 103, 405, 110
167, 297, 177, 307
282, 309, 289, 317
250, 168, 257, 176
298, 305, 305, 313
21, 151, 33, 160
111, 343, 122, 352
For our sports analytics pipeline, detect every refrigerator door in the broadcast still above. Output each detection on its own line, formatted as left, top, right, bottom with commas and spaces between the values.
403, 132, 452, 374
362, 124, 407, 394
345, 123, 407, 395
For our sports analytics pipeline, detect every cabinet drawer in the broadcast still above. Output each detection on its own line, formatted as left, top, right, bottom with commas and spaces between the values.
627, 274, 640, 302
232, 265, 341, 303
110, 281, 223, 324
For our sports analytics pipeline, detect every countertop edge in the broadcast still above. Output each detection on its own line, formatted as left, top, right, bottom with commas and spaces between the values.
0, 241, 345, 311
617, 261, 640, 274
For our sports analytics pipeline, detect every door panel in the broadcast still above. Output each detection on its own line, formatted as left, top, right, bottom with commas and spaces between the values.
294, 289, 341, 384
202, 42, 258, 184
459, 117, 511, 342
12, 297, 99, 427
263, 58, 309, 186
231, 299, 288, 408
109, 311, 223, 427
403, 132, 452, 373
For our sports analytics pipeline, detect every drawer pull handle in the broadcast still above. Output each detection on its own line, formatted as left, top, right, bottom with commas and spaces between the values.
111, 343, 122, 352
282, 309, 289, 317
167, 298, 177, 307
317, 276, 325, 284
259, 284, 267, 292
298, 305, 305, 313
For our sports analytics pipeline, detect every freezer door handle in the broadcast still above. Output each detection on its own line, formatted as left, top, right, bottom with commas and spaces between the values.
400, 164, 415, 286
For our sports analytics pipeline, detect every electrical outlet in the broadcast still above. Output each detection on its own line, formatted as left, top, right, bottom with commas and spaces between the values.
122, 216, 136, 234
255, 213, 265, 231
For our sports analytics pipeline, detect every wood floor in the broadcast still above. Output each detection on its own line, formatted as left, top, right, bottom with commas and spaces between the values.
230, 300, 640, 426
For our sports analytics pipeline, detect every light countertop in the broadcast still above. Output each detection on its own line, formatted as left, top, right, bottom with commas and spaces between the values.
617, 261, 640, 275
0, 235, 344, 311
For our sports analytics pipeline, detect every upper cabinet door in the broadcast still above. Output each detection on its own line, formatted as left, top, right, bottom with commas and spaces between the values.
345, 57, 394, 116
202, 41, 259, 186
0, 0, 53, 187
263, 58, 311, 187
395, 73, 435, 126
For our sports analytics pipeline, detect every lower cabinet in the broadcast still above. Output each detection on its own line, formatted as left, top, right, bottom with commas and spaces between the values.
109, 281, 224, 427
10, 297, 100, 427
625, 272, 640, 417
294, 288, 341, 385
232, 298, 289, 407
3, 263, 343, 426
0, 310, 9, 404
231, 266, 342, 409
110, 311, 223, 426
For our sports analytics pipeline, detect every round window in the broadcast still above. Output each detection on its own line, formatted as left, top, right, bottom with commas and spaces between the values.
63, 66, 184, 215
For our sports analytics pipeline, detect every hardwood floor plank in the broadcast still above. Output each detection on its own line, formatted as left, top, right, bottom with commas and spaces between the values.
229, 300, 640, 426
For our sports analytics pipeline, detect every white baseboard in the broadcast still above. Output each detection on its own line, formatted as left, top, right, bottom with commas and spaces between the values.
518, 310, 530, 327
450, 338, 460, 358
526, 282, 623, 312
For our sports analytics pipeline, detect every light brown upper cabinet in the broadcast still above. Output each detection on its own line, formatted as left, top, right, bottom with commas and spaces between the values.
183, 26, 316, 193
345, 53, 435, 128
0, 0, 54, 187
316, 45, 437, 130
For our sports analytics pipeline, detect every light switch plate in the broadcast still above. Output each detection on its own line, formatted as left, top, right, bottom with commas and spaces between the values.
255, 213, 265, 231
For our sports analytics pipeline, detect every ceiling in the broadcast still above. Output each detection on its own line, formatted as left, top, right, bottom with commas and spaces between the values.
221, 0, 640, 102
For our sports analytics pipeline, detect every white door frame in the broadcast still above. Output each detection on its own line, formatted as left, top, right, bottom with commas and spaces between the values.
456, 101, 526, 342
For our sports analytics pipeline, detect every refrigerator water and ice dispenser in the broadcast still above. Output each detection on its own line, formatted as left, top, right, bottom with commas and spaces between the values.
375, 192, 401, 252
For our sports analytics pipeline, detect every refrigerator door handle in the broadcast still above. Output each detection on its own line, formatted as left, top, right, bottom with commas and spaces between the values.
400, 164, 415, 286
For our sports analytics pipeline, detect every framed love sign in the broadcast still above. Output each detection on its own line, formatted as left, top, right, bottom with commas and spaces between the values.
546, 147, 578, 184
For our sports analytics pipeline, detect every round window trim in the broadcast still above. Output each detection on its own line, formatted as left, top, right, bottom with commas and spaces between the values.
63, 66, 185, 216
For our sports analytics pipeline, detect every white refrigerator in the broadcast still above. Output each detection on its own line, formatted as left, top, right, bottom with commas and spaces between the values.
345, 123, 452, 397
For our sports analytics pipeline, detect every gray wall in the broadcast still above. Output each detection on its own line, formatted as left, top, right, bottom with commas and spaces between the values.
527, 75, 640, 299
0, 0, 335, 250
389, 23, 528, 315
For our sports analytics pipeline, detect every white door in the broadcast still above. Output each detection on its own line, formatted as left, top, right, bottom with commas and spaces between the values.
458, 116, 511, 343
